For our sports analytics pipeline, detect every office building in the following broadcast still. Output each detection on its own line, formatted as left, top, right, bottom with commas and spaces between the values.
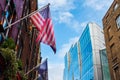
64, 22, 106, 80
64, 43, 81, 80
79, 22, 105, 80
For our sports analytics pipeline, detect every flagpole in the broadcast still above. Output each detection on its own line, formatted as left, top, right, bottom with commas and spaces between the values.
5, 3, 50, 30
24, 58, 48, 76
34, 74, 41, 80
24, 63, 40, 76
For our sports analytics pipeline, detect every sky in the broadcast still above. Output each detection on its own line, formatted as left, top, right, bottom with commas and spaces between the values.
38, 0, 113, 80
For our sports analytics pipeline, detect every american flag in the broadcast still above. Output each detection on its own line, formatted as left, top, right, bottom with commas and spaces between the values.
30, 5, 56, 53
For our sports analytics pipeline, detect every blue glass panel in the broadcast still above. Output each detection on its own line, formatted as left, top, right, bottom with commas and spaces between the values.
79, 25, 94, 80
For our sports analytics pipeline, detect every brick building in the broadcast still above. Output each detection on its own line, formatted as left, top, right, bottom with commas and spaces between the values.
0, 0, 41, 79
103, 0, 120, 80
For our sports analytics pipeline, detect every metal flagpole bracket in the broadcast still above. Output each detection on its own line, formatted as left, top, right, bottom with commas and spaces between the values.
24, 63, 40, 76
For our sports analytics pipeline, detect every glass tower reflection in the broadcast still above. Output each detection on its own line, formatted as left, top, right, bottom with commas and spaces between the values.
63, 22, 108, 80
79, 25, 94, 80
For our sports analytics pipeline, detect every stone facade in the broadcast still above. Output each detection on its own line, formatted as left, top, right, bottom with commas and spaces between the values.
103, 0, 120, 80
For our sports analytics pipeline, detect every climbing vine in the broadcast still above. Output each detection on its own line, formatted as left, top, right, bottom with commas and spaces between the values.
0, 38, 27, 80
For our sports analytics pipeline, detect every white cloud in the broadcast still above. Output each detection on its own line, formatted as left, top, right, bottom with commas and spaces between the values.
38, 0, 86, 33
83, 0, 113, 10
38, 0, 113, 33
38, 0, 75, 11
59, 12, 74, 24
48, 63, 64, 80
72, 21, 87, 33
80, 21, 88, 28
59, 13, 87, 33
38, 1, 114, 80
57, 37, 79, 58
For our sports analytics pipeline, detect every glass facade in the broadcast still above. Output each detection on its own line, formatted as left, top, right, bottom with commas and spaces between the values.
68, 44, 80, 80
64, 23, 106, 80
64, 43, 81, 80
100, 49, 111, 80
79, 25, 94, 80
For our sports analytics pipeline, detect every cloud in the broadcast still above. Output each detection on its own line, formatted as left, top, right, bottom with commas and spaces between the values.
38, 0, 75, 11
38, 0, 86, 33
42, 37, 79, 80
80, 21, 88, 28
59, 12, 74, 24
48, 63, 64, 80
38, 0, 113, 33
58, 12, 87, 33
57, 37, 79, 58
72, 21, 87, 33
83, 0, 113, 10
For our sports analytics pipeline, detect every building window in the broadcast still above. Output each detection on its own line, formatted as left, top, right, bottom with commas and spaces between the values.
116, 15, 120, 29
107, 26, 113, 41
114, 67, 120, 80
114, 3, 119, 11
110, 43, 115, 59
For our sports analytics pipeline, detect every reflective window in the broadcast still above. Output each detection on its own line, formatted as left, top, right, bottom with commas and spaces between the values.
100, 49, 111, 80
79, 26, 94, 80
68, 44, 81, 80
116, 15, 120, 29
114, 3, 119, 11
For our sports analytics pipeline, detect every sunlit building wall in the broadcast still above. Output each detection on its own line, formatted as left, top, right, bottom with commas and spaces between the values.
103, 0, 120, 79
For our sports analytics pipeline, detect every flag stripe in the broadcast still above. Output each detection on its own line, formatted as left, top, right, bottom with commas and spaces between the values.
36, 12, 45, 22
40, 22, 48, 42
30, 16, 42, 31
30, 5, 56, 53
44, 20, 53, 43
33, 13, 44, 26
32, 15, 42, 27
42, 19, 54, 44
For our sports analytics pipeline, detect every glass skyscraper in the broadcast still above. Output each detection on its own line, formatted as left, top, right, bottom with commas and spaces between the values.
79, 23, 94, 80
64, 22, 108, 80
68, 43, 81, 80
80, 22, 105, 80
64, 43, 81, 80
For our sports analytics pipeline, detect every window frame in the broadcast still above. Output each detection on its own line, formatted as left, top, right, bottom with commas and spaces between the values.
114, 3, 119, 11
116, 15, 120, 29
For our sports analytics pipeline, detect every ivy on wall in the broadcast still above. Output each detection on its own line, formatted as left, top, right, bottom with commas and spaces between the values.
0, 38, 27, 80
